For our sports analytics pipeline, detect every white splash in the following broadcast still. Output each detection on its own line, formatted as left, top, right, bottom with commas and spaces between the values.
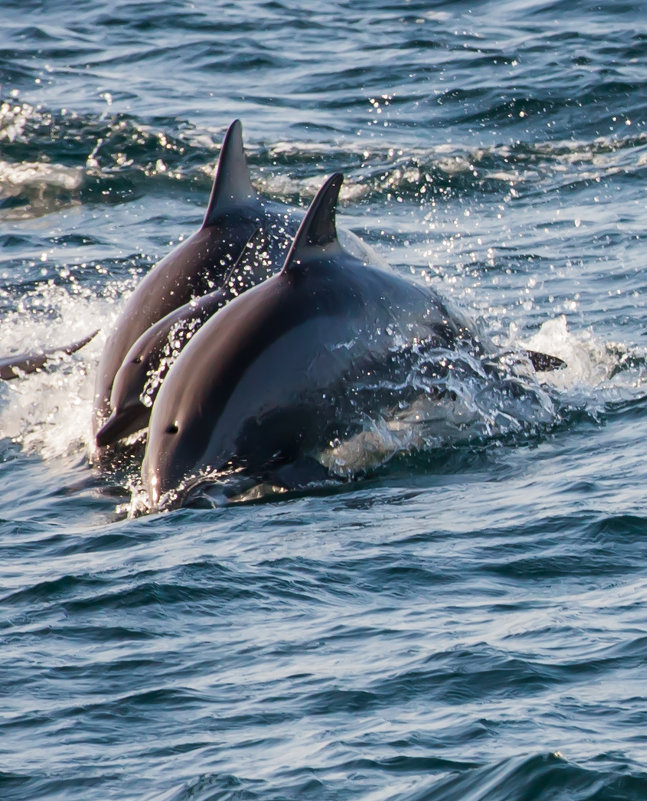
0, 282, 121, 461
519, 315, 644, 394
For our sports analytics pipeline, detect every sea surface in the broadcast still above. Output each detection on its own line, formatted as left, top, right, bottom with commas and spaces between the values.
2, 1, 647, 799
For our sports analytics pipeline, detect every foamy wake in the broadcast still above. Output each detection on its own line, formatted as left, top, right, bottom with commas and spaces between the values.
322, 316, 647, 478
521, 315, 647, 397
0, 283, 118, 461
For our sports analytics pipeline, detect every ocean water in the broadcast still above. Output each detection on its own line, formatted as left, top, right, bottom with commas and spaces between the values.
2, 1, 647, 798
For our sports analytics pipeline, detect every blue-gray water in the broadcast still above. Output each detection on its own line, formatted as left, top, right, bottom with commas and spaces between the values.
2, 1, 647, 799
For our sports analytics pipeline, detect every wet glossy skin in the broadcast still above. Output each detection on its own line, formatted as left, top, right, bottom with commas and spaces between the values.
142, 175, 478, 506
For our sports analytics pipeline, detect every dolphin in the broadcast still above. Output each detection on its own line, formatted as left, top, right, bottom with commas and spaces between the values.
95, 229, 276, 446
142, 172, 499, 508
92, 119, 303, 438
93, 120, 385, 445
95, 287, 230, 446
0, 331, 97, 379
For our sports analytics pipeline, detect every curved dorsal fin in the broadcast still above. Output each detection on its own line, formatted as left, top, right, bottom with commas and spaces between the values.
281, 173, 344, 275
202, 119, 258, 228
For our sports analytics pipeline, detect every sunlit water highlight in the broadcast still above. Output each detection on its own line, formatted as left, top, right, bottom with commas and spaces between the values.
2, 2, 647, 799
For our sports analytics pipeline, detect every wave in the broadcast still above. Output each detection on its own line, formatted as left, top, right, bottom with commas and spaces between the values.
2, 100, 646, 222
412, 752, 647, 801
146, 751, 647, 801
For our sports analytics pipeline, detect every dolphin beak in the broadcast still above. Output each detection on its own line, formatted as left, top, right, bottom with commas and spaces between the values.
95, 402, 149, 447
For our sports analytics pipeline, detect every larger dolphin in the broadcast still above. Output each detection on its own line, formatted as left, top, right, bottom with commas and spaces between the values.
142, 173, 493, 507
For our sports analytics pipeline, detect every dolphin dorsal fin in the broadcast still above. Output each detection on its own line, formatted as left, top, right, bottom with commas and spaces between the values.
202, 119, 258, 228
281, 173, 344, 275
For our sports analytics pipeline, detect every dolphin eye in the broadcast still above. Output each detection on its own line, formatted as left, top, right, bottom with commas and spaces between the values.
132, 356, 142, 364
165, 423, 179, 434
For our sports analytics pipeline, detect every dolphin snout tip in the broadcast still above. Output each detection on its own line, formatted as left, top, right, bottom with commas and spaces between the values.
95, 410, 129, 448
95, 402, 149, 448
95, 413, 119, 448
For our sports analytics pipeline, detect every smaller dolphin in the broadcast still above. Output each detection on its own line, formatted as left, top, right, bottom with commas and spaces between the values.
95, 229, 276, 446
0, 331, 97, 380
142, 173, 492, 507
95, 289, 229, 446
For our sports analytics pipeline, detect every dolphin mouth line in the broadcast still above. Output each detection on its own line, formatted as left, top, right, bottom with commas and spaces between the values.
148, 463, 260, 511
95, 403, 147, 448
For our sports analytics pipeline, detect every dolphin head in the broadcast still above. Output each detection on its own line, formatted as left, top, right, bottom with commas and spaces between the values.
95, 350, 152, 448
142, 407, 210, 507
141, 277, 292, 506
95, 310, 173, 448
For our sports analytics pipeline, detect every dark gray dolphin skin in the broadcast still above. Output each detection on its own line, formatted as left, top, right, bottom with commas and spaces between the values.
0, 331, 97, 380
93, 120, 384, 447
95, 289, 229, 446
142, 173, 488, 507
92, 119, 303, 439
95, 229, 276, 447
